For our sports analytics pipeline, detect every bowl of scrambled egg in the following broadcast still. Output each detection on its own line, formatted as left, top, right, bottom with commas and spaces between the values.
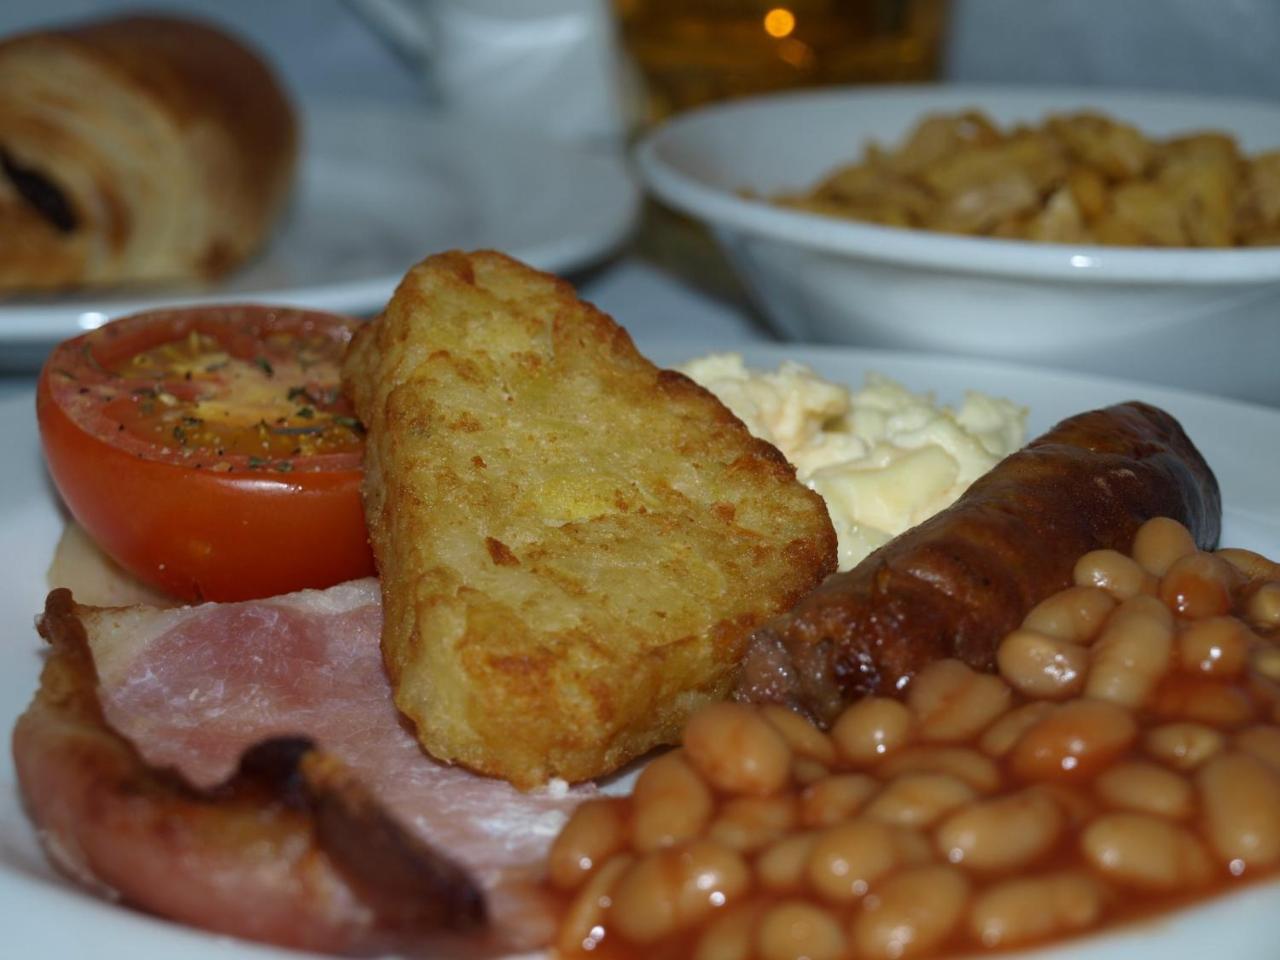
635, 86, 1280, 406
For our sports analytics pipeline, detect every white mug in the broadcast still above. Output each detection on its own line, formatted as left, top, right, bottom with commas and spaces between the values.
347, 0, 629, 145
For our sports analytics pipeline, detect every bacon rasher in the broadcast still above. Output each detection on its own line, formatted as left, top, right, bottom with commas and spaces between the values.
13, 582, 591, 956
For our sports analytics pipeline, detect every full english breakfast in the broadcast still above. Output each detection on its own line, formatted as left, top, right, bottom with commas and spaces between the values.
11, 252, 1280, 960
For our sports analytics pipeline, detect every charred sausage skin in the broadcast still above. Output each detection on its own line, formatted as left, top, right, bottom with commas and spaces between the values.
735, 402, 1221, 724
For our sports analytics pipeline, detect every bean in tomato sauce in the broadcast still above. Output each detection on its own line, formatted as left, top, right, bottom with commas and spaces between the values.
547, 518, 1280, 959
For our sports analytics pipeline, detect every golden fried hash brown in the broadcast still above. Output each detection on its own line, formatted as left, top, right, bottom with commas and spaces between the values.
343, 251, 836, 788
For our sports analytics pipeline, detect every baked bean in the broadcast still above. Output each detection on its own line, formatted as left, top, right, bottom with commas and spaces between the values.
1235, 725, 1280, 770
1197, 752, 1280, 869
757, 833, 818, 893
552, 535, 1280, 957
998, 628, 1089, 699
1144, 721, 1225, 770
893, 826, 935, 865
1085, 595, 1173, 708
549, 797, 630, 889
1033, 782, 1098, 827
557, 853, 632, 955
1094, 760, 1193, 819
631, 752, 714, 853
1023, 585, 1116, 644
968, 871, 1105, 947
684, 703, 792, 796
792, 757, 830, 786
831, 697, 914, 765
879, 746, 1001, 793
908, 659, 1012, 743
864, 772, 976, 828
1254, 647, 1280, 682
852, 865, 970, 960
1218, 548, 1280, 582
979, 702, 1056, 757
762, 705, 838, 766
1178, 616, 1250, 677
935, 789, 1063, 871
693, 902, 756, 960
610, 840, 750, 943
709, 795, 798, 853
1247, 581, 1280, 628
757, 901, 847, 960
1010, 699, 1137, 781
800, 773, 878, 827
1074, 549, 1154, 600
807, 819, 900, 902
1081, 813, 1213, 890
1133, 517, 1198, 577
1202, 686, 1258, 728
1151, 676, 1256, 728
1252, 675, 1280, 718
670, 842, 751, 916
610, 857, 681, 942
1160, 553, 1235, 619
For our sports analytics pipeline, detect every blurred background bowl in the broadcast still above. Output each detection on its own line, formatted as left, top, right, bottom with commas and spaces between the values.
635, 85, 1280, 405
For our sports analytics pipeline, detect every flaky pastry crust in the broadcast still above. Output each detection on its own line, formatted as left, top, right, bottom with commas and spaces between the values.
0, 14, 296, 292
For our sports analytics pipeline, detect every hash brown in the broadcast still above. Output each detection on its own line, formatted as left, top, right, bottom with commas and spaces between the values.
343, 251, 836, 788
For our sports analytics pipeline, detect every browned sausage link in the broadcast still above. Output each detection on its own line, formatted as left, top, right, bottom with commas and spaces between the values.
735, 402, 1221, 725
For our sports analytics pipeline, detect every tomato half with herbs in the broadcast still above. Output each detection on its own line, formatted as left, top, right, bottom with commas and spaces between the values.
37, 305, 375, 602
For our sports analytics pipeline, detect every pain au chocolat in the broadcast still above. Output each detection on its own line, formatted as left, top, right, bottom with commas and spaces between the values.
0, 14, 296, 292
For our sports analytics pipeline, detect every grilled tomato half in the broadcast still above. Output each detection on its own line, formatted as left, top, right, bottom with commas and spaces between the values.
37, 305, 374, 602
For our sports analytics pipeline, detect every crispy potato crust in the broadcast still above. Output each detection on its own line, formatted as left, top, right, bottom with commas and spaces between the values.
344, 251, 837, 788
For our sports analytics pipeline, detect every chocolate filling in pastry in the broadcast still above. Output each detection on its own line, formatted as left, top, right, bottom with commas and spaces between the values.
2, 150, 77, 232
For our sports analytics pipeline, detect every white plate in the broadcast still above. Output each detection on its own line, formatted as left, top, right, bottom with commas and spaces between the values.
0, 100, 641, 371
635, 86, 1280, 406
3, 344, 1279, 959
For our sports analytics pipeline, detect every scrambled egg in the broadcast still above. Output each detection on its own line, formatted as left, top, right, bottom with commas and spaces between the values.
682, 354, 1027, 570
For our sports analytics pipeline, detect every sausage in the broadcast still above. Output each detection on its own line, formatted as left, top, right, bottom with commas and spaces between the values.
734, 402, 1221, 725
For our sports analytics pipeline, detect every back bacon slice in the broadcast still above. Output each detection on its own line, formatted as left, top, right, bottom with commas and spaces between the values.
736, 402, 1222, 724
12, 583, 588, 955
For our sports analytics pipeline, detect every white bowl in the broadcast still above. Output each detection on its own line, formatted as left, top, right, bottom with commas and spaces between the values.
635, 86, 1280, 406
